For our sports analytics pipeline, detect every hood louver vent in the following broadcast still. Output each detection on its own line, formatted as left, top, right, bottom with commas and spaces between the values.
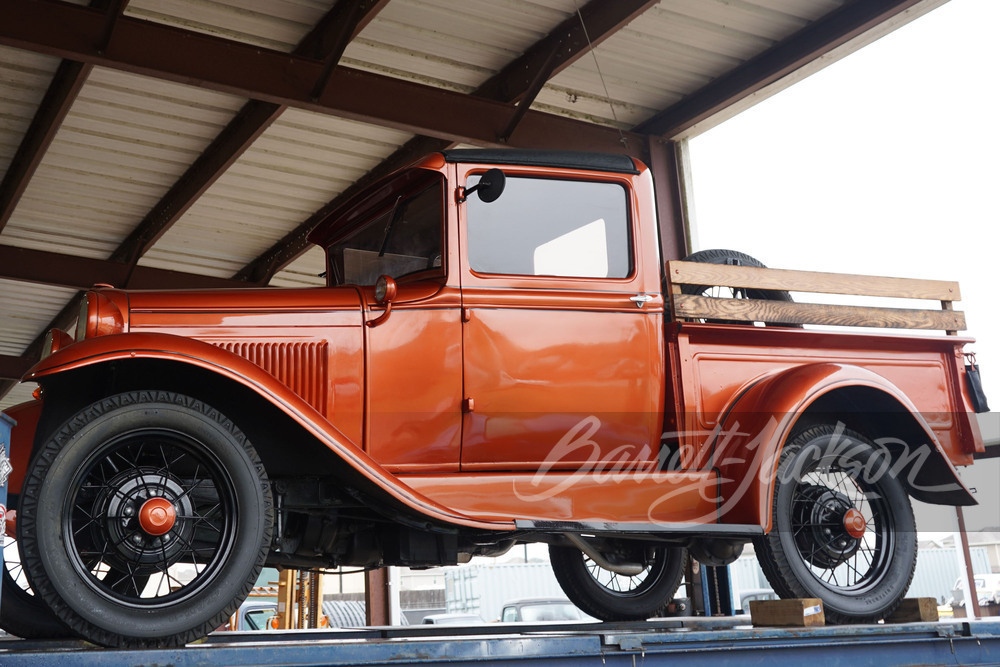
215, 341, 329, 414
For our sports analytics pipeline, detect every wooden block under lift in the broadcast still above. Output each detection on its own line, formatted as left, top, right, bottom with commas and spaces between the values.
885, 597, 940, 623
749, 598, 825, 627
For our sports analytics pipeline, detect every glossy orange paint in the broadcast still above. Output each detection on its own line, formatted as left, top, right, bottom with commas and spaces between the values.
671, 324, 979, 528
79, 291, 126, 338
26, 332, 509, 532
403, 470, 719, 525
6, 151, 984, 537
125, 286, 365, 441
454, 160, 666, 471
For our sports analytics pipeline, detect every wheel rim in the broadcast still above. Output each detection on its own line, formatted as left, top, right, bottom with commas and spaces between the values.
65, 428, 238, 606
3, 536, 32, 593
582, 548, 663, 597
790, 460, 894, 593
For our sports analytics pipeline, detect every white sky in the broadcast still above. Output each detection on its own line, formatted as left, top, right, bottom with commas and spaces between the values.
688, 0, 1000, 403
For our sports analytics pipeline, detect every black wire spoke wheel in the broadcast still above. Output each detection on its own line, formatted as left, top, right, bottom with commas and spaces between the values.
791, 468, 889, 591
581, 553, 653, 595
19, 391, 272, 648
755, 424, 916, 623
68, 430, 233, 604
550, 542, 687, 620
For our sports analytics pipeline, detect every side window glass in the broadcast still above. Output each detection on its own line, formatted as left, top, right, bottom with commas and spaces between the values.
466, 176, 631, 278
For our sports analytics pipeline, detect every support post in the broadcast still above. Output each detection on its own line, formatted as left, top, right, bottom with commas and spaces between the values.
956, 507, 982, 619
365, 568, 391, 626
276, 569, 296, 629
646, 136, 691, 262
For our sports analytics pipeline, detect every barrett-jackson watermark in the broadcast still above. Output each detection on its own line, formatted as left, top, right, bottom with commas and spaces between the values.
512, 414, 970, 515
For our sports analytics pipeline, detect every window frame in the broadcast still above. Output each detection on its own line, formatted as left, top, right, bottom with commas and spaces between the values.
321, 169, 448, 288
460, 169, 638, 286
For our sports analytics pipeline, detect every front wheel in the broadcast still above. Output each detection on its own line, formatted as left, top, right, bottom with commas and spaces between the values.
549, 541, 687, 620
754, 424, 917, 623
18, 391, 273, 648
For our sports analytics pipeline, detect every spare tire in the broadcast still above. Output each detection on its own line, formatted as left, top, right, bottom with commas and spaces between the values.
679, 249, 798, 326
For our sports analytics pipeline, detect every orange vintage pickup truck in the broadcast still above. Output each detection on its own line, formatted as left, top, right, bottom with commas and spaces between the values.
0, 149, 987, 647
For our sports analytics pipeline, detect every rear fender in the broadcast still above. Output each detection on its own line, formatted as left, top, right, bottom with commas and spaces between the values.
26, 332, 509, 531
709, 363, 975, 530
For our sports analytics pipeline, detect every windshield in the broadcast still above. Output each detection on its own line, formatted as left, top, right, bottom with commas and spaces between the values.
326, 177, 444, 286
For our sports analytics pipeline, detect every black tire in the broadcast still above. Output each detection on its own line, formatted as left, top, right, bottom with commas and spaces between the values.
680, 249, 797, 326
18, 390, 273, 648
1, 537, 75, 639
549, 542, 687, 620
754, 424, 917, 623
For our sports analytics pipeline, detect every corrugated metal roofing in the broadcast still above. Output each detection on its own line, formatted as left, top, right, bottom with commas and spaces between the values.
125, 0, 334, 52
3, 67, 246, 259
344, 0, 577, 91
0, 47, 62, 176
140, 111, 412, 279
0, 0, 946, 409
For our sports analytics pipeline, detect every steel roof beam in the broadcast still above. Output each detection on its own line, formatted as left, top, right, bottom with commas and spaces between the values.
635, 0, 933, 138
0, 0, 639, 154
476, 0, 656, 104
236, 0, 656, 284
0, 0, 124, 234
108, 0, 390, 270
0, 60, 91, 234
0, 0, 392, 401
0, 354, 33, 381
0, 244, 252, 290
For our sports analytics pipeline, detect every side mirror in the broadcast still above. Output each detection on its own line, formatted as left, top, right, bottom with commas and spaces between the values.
367, 275, 397, 328
461, 168, 506, 203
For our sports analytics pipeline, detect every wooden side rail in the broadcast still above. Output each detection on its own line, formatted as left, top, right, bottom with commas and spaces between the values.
667, 260, 965, 333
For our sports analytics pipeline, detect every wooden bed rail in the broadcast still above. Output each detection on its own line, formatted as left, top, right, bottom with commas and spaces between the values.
666, 260, 965, 334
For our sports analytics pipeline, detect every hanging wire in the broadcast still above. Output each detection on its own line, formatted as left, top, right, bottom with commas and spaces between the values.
575, 3, 629, 148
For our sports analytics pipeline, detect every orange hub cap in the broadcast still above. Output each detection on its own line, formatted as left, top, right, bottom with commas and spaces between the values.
843, 508, 867, 539
139, 497, 177, 536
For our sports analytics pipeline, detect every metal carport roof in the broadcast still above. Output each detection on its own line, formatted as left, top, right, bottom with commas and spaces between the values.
0, 0, 949, 408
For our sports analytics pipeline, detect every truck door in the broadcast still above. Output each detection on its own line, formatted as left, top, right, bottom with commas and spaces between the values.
323, 168, 464, 472
457, 165, 664, 471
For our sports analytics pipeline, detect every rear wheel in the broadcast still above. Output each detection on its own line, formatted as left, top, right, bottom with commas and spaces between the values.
549, 541, 687, 620
754, 424, 917, 623
19, 390, 273, 647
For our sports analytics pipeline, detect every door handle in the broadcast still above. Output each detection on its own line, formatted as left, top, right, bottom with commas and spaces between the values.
630, 294, 654, 308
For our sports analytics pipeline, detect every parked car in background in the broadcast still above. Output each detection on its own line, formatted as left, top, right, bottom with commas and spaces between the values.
738, 589, 779, 614
422, 613, 484, 625
949, 574, 1000, 608
499, 598, 591, 623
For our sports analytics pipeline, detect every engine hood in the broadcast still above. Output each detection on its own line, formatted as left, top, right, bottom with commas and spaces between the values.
125, 286, 364, 332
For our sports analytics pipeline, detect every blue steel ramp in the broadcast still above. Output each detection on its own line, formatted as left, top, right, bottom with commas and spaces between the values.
0, 618, 998, 666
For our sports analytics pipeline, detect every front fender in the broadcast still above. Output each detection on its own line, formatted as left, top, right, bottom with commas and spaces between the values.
27, 332, 511, 532
709, 362, 975, 530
